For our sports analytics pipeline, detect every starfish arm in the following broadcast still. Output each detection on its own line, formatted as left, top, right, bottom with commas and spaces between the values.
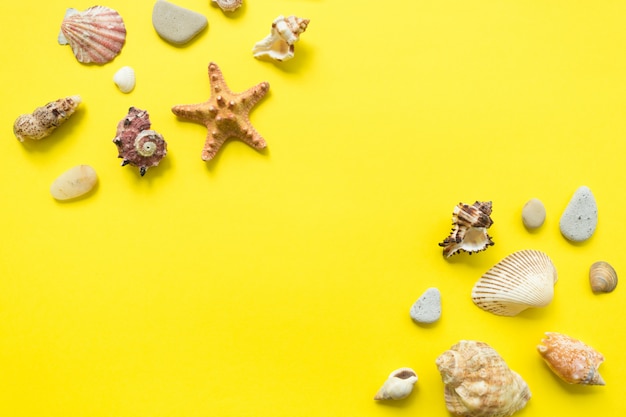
172, 102, 216, 124
238, 82, 270, 111
239, 120, 267, 150
201, 127, 228, 161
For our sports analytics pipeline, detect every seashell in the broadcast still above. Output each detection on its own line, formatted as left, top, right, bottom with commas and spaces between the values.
13, 95, 81, 142
589, 261, 617, 294
252, 15, 310, 62
471, 250, 558, 316
537, 332, 605, 385
58, 6, 126, 64
50, 165, 98, 201
113, 66, 136, 93
211, 0, 242, 12
373, 367, 418, 401
436, 340, 531, 417
438, 201, 494, 258
113, 107, 167, 176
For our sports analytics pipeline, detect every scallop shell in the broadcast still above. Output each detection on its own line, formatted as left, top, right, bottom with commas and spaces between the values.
211, 0, 242, 12
438, 201, 495, 258
58, 6, 126, 64
537, 332, 605, 385
252, 15, 310, 62
113, 107, 167, 176
436, 340, 531, 417
113, 66, 136, 93
373, 368, 418, 401
589, 261, 617, 294
471, 250, 558, 316
13, 95, 82, 142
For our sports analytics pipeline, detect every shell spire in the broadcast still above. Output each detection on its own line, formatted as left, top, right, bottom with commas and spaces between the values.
252, 15, 310, 62
439, 201, 495, 258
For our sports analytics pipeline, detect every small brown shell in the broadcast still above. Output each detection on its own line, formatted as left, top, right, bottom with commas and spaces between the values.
439, 201, 495, 258
537, 332, 605, 385
589, 261, 617, 294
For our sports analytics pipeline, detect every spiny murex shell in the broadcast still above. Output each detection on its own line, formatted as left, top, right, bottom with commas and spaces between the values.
13, 96, 81, 142
373, 367, 418, 401
58, 6, 126, 64
537, 332, 605, 385
439, 201, 495, 258
113, 107, 167, 176
436, 340, 531, 417
252, 15, 310, 62
471, 250, 558, 316
589, 261, 617, 294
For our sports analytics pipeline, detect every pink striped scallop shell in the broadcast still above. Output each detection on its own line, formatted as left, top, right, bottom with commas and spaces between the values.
58, 6, 126, 64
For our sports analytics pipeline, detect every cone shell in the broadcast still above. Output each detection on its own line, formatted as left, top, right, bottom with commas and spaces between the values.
436, 340, 531, 417
471, 250, 557, 316
373, 368, 418, 401
13, 95, 81, 142
58, 6, 126, 64
438, 201, 495, 258
537, 332, 605, 385
252, 15, 310, 62
589, 261, 617, 294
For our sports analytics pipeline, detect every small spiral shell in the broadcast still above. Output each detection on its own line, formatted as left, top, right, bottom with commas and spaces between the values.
589, 261, 618, 294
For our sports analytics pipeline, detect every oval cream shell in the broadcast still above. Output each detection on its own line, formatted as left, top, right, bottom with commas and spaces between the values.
50, 165, 98, 200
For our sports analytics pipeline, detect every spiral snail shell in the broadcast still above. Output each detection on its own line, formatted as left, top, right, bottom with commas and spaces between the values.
589, 261, 617, 294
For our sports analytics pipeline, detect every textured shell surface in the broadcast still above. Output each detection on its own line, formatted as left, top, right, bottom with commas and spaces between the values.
589, 261, 618, 294
471, 250, 558, 316
436, 340, 531, 417
373, 367, 418, 401
211, 0, 242, 12
252, 15, 310, 61
537, 332, 605, 385
439, 201, 495, 258
13, 95, 82, 142
59, 6, 126, 64
113, 107, 167, 176
113, 66, 136, 93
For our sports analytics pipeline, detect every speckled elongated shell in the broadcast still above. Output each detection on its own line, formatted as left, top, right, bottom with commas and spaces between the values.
472, 250, 558, 316
113, 107, 167, 176
436, 340, 531, 417
13, 95, 81, 142
439, 201, 494, 258
252, 15, 310, 61
58, 6, 126, 64
589, 261, 618, 294
537, 332, 605, 385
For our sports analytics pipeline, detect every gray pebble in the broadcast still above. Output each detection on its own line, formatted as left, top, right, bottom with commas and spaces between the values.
559, 185, 598, 242
410, 287, 441, 324
152, 0, 208, 45
522, 198, 546, 229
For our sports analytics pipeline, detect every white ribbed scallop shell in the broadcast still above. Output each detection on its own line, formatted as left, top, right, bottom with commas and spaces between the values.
471, 250, 558, 316
58, 6, 126, 64
113, 66, 136, 93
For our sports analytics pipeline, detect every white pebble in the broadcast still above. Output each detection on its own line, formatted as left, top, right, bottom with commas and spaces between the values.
522, 198, 546, 229
50, 165, 98, 201
410, 287, 441, 324
559, 185, 598, 242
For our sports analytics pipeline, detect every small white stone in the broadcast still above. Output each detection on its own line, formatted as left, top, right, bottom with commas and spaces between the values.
410, 287, 441, 324
152, 0, 208, 45
559, 185, 598, 242
522, 198, 546, 229
50, 165, 97, 201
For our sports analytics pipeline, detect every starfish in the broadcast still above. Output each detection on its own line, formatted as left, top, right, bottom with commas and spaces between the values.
171, 62, 270, 161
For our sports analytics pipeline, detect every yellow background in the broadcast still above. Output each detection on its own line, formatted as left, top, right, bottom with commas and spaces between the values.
1, 0, 624, 415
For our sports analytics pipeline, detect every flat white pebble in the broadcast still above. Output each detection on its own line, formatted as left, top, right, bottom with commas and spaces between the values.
559, 185, 598, 242
113, 66, 136, 93
50, 165, 97, 201
410, 287, 441, 324
522, 198, 546, 229
152, 0, 208, 45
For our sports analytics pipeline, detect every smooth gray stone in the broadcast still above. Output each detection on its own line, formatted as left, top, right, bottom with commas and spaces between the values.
410, 287, 441, 324
522, 198, 546, 229
559, 185, 598, 242
152, 0, 208, 45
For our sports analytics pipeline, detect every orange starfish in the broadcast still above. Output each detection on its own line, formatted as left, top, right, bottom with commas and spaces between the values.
171, 62, 270, 161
